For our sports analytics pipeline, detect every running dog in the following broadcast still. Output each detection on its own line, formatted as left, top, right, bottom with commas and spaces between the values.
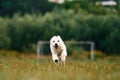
50, 35, 67, 65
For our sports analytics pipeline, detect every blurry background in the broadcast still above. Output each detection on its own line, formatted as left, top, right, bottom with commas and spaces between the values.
0, 0, 120, 56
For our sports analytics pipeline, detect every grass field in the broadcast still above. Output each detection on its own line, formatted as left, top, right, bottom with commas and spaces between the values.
0, 55, 120, 80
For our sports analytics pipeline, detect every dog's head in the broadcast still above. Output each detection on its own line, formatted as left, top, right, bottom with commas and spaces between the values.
50, 35, 63, 49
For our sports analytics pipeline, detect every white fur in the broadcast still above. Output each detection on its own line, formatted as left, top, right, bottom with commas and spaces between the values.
50, 35, 67, 65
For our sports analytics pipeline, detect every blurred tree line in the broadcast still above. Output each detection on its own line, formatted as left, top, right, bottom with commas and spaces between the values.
0, 11, 120, 54
0, 0, 120, 17
0, 0, 55, 17
0, 0, 120, 54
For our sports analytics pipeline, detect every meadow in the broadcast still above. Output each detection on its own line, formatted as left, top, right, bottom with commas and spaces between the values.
0, 53, 120, 80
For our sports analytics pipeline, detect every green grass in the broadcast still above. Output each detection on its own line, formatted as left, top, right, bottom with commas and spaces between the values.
0, 56, 120, 80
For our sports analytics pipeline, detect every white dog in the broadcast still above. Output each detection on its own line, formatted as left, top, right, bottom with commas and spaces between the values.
50, 35, 67, 65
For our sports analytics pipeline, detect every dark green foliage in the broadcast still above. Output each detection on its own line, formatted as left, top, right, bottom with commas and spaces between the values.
0, 0, 55, 17
0, 18, 11, 49
1, 0, 120, 17
0, 9, 120, 54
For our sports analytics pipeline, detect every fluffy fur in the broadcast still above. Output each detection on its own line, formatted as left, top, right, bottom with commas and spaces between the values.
50, 35, 67, 65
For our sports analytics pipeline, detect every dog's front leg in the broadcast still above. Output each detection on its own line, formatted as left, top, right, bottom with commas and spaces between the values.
52, 53, 59, 64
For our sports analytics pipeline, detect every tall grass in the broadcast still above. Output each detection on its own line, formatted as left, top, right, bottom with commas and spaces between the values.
0, 54, 120, 80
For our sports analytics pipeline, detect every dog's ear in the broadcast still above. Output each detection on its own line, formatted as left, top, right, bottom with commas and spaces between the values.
57, 35, 62, 39
57, 35, 60, 37
50, 36, 54, 43
57, 35, 64, 42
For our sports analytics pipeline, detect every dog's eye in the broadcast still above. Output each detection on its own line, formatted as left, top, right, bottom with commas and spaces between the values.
57, 40, 59, 42
53, 41, 55, 43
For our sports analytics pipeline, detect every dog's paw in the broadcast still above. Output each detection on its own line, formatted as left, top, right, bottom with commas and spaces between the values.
55, 59, 58, 64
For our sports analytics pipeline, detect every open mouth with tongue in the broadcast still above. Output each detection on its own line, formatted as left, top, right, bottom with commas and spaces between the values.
54, 43, 58, 49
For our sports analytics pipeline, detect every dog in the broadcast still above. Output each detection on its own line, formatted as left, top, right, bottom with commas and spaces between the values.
50, 35, 67, 65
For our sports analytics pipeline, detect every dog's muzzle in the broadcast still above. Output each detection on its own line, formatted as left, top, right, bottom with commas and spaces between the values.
54, 43, 58, 49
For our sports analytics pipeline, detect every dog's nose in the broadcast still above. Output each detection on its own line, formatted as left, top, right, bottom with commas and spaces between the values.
55, 43, 58, 49
55, 43, 58, 46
